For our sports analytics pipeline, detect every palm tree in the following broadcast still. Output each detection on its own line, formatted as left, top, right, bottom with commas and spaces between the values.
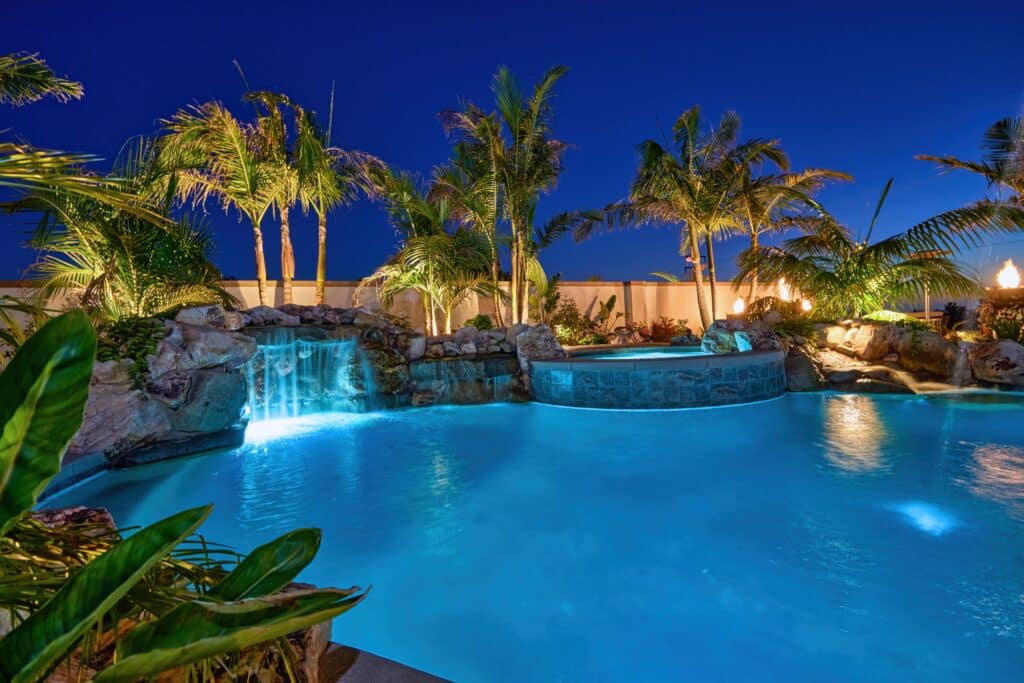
433, 141, 504, 325
245, 91, 300, 304
0, 51, 82, 105
361, 167, 496, 334
294, 93, 380, 305
441, 65, 569, 325
917, 117, 1024, 201
732, 162, 852, 298
158, 102, 282, 306
735, 179, 1024, 318
23, 139, 233, 320
0, 52, 163, 221
573, 106, 783, 329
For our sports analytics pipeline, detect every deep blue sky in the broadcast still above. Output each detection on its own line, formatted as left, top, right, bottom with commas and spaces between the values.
4, 0, 1024, 283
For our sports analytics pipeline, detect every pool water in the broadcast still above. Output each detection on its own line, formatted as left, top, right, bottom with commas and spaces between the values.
46, 394, 1024, 682
577, 346, 707, 360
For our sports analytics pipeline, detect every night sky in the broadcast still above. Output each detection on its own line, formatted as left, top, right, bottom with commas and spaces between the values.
4, 0, 1024, 283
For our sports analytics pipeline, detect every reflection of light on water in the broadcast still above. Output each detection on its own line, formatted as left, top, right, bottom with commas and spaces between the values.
959, 443, 1024, 521
891, 501, 958, 536
823, 395, 887, 473
244, 412, 384, 445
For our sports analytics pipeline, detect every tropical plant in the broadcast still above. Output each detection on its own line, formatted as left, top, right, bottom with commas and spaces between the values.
0, 53, 164, 222
735, 179, 1024, 319
0, 296, 50, 359
159, 101, 283, 306
594, 294, 622, 334
0, 51, 82, 106
23, 139, 233, 321
246, 91, 300, 304
573, 106, 786, 329
294, 92, 378, 305
361, 168, 496, 334
648, 316, 690, 342
978, 301, 1024, 342
441, 65, 570, 325
731, 158, 851, 298
528, 270, 562, 325
0, 312, 366, 681
918, 117, 1024, 201
465, 313, 493, 330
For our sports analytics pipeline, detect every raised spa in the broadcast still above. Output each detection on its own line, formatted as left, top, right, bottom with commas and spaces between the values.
531, 345, 786, 409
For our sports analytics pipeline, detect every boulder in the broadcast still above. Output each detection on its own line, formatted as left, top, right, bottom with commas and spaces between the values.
407, 334, 427, 361
506, 323, 529, 346
894, 328, 956, 378
66, 321, 257, 467
823, 323, 897, 361
246, 306, 300, 326
700, 319, 782, 354
785, 347, 827, 391
516, 324, 567, 371
453, 326, 478, 345
970, 340, 1024, 387
352, 308, 387, 328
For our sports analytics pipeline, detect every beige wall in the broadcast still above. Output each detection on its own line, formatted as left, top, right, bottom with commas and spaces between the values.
0, 279, 777, 333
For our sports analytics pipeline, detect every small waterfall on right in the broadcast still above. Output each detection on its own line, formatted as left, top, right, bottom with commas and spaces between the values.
245, 328, 378, 421
951, 342, 973, 387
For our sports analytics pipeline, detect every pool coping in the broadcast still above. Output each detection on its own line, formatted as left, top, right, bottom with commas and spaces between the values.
535, 347, 784, 370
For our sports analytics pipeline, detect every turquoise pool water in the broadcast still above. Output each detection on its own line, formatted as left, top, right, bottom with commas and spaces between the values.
46, 394, 1024, 681
576, 346, 707, 360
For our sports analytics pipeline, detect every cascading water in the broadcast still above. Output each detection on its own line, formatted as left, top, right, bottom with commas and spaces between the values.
951, 342, 973, 387
245, 328, 378, 421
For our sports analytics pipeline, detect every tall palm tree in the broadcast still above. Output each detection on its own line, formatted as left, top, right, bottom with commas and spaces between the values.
732, 162, 852, 298
246, 91, 300, 304
158, 102, 282, 305
294, 94, 380, 305
441, 65, 569, 325
573, 106, 783, 329
917, 117, 1024, 201
736, 179, 1024, 318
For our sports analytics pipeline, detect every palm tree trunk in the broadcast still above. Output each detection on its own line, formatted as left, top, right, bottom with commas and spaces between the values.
491, 255, 504, 327
444, 306, 453, 335
516, 232, 529, 324
509, 225, 521, 325
706, 231, 718, 321
315, 211, 327, 306
252, 219, 268, 306
280, 206, 295, 305
687, 224, 712, 330
747, 231, 759, 301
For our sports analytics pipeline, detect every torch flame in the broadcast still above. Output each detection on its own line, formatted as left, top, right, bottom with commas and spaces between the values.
997, 259, 1020, 289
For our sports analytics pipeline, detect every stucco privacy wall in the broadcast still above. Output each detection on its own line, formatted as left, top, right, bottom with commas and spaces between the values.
0, 279, 777, 332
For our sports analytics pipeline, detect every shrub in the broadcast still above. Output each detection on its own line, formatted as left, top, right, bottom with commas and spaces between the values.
550, 300, 608, 346
649, 316, 690, 342
465, 313, 493, 330
978, 302, 1024, 342
95, 317, 165, 388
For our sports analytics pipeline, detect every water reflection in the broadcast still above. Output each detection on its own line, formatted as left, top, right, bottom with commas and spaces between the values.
822, 395, 888, 473
959, 443, 1024, 521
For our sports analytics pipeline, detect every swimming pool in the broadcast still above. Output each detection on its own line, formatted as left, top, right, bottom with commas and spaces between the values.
45, 394, 1024, 681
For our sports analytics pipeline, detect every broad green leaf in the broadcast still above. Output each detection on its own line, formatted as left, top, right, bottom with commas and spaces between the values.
0, 505, 211, 683
0, 311, 95, 535
209, 527, 321, 601
94, 587, 367, 682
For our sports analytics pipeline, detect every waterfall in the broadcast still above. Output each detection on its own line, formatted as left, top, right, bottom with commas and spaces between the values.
951, 342, 972, 387
245, 328, 378, 421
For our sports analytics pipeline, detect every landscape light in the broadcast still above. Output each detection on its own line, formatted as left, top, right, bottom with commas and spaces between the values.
996, 259, 1020, 289
778, 278, 792, 302
732, 297, 745, 314
801, 299, 812, 312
